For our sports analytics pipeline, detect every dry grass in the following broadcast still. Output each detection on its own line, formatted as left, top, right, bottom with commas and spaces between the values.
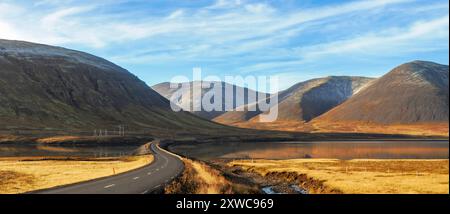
221, 120, 449, 137
224, 121, 312, 132
165, 158, 258, 194
35, 136, 85, 144
0, 155, 153, 194
0, 134, 27, 143
229, 159, 449, 194
311, 121, 449, 137
165, 158, 233, 194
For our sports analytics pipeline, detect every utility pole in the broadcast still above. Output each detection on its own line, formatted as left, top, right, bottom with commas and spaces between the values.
118, 125, 125, 136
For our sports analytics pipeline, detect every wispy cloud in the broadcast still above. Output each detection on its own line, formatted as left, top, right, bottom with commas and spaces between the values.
0, 0, 448, 90
300, 15, 449, 59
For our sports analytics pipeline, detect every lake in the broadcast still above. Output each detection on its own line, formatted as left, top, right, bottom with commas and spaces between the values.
0, 144, 141, 157
168, 140, 449, 160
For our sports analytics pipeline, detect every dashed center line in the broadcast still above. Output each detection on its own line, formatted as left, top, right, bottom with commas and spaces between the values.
104, 184, 115, 189
133, 177, 140, 180
147, 172, 152, 175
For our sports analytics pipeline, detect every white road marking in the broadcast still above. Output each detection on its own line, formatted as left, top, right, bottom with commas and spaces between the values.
147, 172, 152, 175
154, 184, 161, 189
156, 168, 159, 171
142, 189, 150, 194
104, 184, 115, 189
133, 177, 140, 180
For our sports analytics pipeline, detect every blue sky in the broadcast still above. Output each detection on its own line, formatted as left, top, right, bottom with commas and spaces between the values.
0, 0, 448, 92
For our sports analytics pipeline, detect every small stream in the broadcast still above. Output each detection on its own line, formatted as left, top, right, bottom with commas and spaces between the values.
262, 185, 308, 194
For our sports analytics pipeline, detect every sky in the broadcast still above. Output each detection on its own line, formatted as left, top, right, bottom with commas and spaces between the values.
0, 0, 449, 92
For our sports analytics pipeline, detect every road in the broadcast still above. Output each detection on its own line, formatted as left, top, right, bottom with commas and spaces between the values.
33, 142, 184, 194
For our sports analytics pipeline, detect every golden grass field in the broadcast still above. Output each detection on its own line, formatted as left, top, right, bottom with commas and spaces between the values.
220, 120, 449, 137
229, 159, 449, 194
0, 155, 153, 194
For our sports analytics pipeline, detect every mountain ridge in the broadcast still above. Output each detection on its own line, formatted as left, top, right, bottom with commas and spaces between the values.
214, 76, 374, 124
152, 81, 270, 120
0, 39, 229, 135
314, 60, 449, 124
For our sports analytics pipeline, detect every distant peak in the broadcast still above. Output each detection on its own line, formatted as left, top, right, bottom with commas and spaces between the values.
390, 60, 448, 75
0, 39, 128, 73
399, 60, 448, 69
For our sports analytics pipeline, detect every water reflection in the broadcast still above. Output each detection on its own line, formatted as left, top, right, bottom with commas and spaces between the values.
170, 141, 449, 160
0, 144, 140, 157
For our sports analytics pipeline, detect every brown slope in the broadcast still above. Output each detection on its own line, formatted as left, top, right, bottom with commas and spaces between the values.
0, 39, 229, 134
152, 81, 270, 120
314, 61, 449, 125
214, 76, 373, 124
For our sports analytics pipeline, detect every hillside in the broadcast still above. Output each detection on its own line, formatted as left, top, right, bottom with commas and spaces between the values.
0, 39, 231, 136
315, 61, 449, 124
152, 81, 269, 120
311, 61, 449, 136
214, 76, 373, 124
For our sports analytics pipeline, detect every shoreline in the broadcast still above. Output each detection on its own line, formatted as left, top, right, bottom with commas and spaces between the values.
224, 158, 449, 194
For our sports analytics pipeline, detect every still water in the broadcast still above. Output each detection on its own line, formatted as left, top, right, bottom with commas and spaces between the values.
169, 141, 449, 160
0, 144, 141, 157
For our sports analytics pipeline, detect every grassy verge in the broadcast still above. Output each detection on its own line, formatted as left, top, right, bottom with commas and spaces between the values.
0, 155, 153, 194
228, 159, 449, 194
164, 158, 259, 194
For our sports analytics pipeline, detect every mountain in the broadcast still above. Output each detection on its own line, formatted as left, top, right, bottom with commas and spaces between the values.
152, 81, 270, 120
214, 76, 374, 124
314, 61, 449, 124
0, 39, 229, 135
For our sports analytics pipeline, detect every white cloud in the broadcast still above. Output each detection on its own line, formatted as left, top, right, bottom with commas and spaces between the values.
0, 2, 24, 18
244, 3, 274, 14
105, 0, 415, 64
268, 0, 412, 33
0, 0, 448, 81
206, 0, 243, 10
167, 9, 184, 19
34, 0, 75, 7
0, 20, 19, 39
237, 15, 449, 74
298, 15, 449, 60
0, 0, 413, 50
41, 6, 94, 27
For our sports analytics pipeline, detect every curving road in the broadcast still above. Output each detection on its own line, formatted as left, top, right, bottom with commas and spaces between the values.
33, 142, 184, 194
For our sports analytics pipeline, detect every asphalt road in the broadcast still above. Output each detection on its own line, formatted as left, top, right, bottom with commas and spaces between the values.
33, 142, 184, 194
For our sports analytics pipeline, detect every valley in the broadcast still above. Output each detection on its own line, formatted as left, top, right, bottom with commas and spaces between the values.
0, 39, 448, 195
